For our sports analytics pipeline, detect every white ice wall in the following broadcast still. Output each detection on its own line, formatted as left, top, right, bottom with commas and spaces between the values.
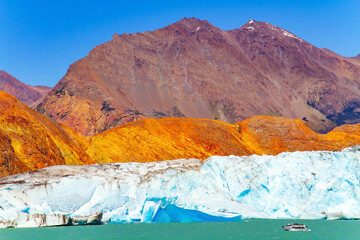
1, 146, 360, 227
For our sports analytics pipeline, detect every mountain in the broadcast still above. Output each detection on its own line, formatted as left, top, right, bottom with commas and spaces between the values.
228, 21, 360, 129
34, 18, 360, 136
2, 84, 360, 177
2, 146, 360, 227
0, 71, 51, 106
0, 91, 93, 177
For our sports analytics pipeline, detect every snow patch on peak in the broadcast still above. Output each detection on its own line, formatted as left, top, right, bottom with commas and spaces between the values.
248, 19, 254, 24
268, 24, 276, 31
282, 30, 295, 38
246, 26, 255, 30
264, 22, 281, 32
282, 29, 303, 42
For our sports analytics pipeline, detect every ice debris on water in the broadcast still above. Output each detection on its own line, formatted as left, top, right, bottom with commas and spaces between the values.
1, 146, 360, 227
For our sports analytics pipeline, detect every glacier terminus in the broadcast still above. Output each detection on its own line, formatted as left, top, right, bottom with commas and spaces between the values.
1, 146, 360, 228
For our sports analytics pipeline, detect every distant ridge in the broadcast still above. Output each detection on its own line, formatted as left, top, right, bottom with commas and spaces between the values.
0, 71, 51, 106
353, 53, 360, 60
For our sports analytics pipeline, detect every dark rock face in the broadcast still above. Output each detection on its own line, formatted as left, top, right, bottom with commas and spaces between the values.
0, 71, 51, 106
328, 101, 360, 126
35, 18, 360, 136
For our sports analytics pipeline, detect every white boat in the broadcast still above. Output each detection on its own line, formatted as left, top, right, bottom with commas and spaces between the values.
283, 223, 311, 231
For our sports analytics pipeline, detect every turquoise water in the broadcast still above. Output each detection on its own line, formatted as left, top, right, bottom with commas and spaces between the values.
0, 219, 359, 240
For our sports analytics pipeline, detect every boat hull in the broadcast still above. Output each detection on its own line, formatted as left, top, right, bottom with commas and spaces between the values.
283, 223, 311, 231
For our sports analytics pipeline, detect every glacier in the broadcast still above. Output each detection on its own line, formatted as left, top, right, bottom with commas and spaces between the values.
1, 146, 360, 227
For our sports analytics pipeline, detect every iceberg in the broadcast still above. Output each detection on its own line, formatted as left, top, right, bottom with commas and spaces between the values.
1, 146, 360, 227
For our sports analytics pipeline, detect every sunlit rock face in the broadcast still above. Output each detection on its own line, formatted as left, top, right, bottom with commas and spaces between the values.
235, 116, 360, 155
3, 89, 360, 178
0, 91, 94, 177
1, 146, 360, 228
3, 85, 360, 179
86, 117, 252, 164
86, 116, 360, 164
35, 18, 360, 136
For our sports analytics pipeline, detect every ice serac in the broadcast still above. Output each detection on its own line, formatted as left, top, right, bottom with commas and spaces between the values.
34, 18, 360, 136
0, 212, 103, 228
1, 146, 360, 228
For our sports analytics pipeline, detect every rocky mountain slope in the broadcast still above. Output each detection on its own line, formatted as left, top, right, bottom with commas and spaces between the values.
34, 18, 360, 136
352, 54, 360, 61
87, 115, 360, 164
3, 89, 360, 177
87, 118, 252, 164
0, 71, 51, 106
0, 91, 93, 177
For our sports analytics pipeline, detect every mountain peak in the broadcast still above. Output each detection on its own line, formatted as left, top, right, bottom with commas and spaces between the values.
237, 19, 303, 42
36, 17, 360, 136
240, 19, 273, 31
175, 17, 210, 26
165, 17, 215, 34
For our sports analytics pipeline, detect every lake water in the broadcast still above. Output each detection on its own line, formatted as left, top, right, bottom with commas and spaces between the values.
0, 219, 359, 240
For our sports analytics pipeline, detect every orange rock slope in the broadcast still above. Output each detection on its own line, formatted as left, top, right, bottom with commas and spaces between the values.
87, 118, 252, 163
236, 116, 360, 155
0, 91, 93, 177
87, 116, 360, 163
2, 89, 360, 177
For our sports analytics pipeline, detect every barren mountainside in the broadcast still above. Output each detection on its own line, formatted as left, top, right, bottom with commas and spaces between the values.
34, 18, 360, 136
0, 71, 51, 106
4, 89, 360, 177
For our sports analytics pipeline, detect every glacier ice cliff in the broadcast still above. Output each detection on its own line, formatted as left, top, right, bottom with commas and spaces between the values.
1, 146, 360, 227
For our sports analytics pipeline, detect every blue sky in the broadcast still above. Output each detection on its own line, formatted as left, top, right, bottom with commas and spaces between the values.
0, 0, 359, 87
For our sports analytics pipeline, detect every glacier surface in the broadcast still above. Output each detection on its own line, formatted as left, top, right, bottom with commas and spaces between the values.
1, 146, 360, 227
